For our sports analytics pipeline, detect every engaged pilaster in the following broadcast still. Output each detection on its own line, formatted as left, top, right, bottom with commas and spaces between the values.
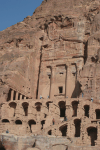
50, 65, 56, 98
11, 89, 14, 100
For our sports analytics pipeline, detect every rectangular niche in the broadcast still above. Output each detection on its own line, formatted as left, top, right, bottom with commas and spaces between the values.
55, 65, 66, 97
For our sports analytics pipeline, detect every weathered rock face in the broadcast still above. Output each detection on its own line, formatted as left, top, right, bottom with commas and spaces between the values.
1, 0, 100, 150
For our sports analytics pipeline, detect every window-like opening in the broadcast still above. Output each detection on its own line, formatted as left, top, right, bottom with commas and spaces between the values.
46, 101, 52, 111
9, 102, 16, 108
32, 142, 36, 148
44, 114, 47, 118
7, 88, 12, 101
74, 119, 81, 137
59, 125, 67, 136
59, 72, 64, 75
41, 120, 45, 129
22, 102, 29, 116
36, 105, 41, 111
59, 87, 63, 94
24, 107, 28, 115
15, 120, 22, 124
22, 95, 24, 99
35, 102, 42, 112
48, 74, 51, 79
95, 109, 100, 119
48, 130, 52, 135
28, 120, 36, 133
18, 93, 20, 100
72, 101, 79, 117
59, 101, 66, 117
9, 102, 17, 117
84, 105, 89, 118
2, 119, 9, 123
13, 91, 16, 100
87, 127, 97, 146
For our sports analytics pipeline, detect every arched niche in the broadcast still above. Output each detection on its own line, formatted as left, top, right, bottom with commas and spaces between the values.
74, 119, 81, 137
84, 105, 89, 118
41, 120, 45, 130
22, 102, 29, 116
58, 101, 66, 117
35, 102, 42, 112
2, 119, 9, 123
9, 102, 17, 117
46, 101, 52, 111
87, 127, 97, 146
72, 101, 79, 117
15, 120, 22, 125
95, 109, 100, 119
48, 130, 52, 135
28, 120, 36, 133
59, 125, 67, 136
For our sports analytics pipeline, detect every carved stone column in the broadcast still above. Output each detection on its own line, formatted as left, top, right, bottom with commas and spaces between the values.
50, 66, 56, 98
65, 65, 68, 98
11, 90, 14, 100
24, 96, 26, 100
38, 64, 45, 99
15, 92, 18, 100
65, 64, 70, 98
20, 94, 22, 100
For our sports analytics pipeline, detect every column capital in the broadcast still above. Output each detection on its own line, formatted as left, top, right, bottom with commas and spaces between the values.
51, 65, 56, 70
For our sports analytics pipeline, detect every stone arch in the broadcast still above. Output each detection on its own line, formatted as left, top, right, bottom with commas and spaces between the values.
9, 102, 17, 117
2, 119, 9, 123
58, 101, 66, 117
28, 120, 36, 133
74, 119, 81, 137
95, 109, 100, 119
35, 102, 42, 112
15, 120, 22, 124
59, 124, 67, 136
72, 101, 79, 117
87, 127, 97, 146
22, 102, 29, 116
84, 105, 89, 118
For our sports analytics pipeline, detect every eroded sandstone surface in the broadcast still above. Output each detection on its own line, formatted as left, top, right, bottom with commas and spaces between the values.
1, 0, 100, 149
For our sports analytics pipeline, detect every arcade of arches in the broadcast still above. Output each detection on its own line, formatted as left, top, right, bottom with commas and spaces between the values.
1, 97, 100, 147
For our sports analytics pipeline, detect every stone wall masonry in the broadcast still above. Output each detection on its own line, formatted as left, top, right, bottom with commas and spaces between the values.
1, 97, 100, 148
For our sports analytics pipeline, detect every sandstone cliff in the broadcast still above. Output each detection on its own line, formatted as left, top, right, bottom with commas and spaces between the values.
1, 0, 100, 150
